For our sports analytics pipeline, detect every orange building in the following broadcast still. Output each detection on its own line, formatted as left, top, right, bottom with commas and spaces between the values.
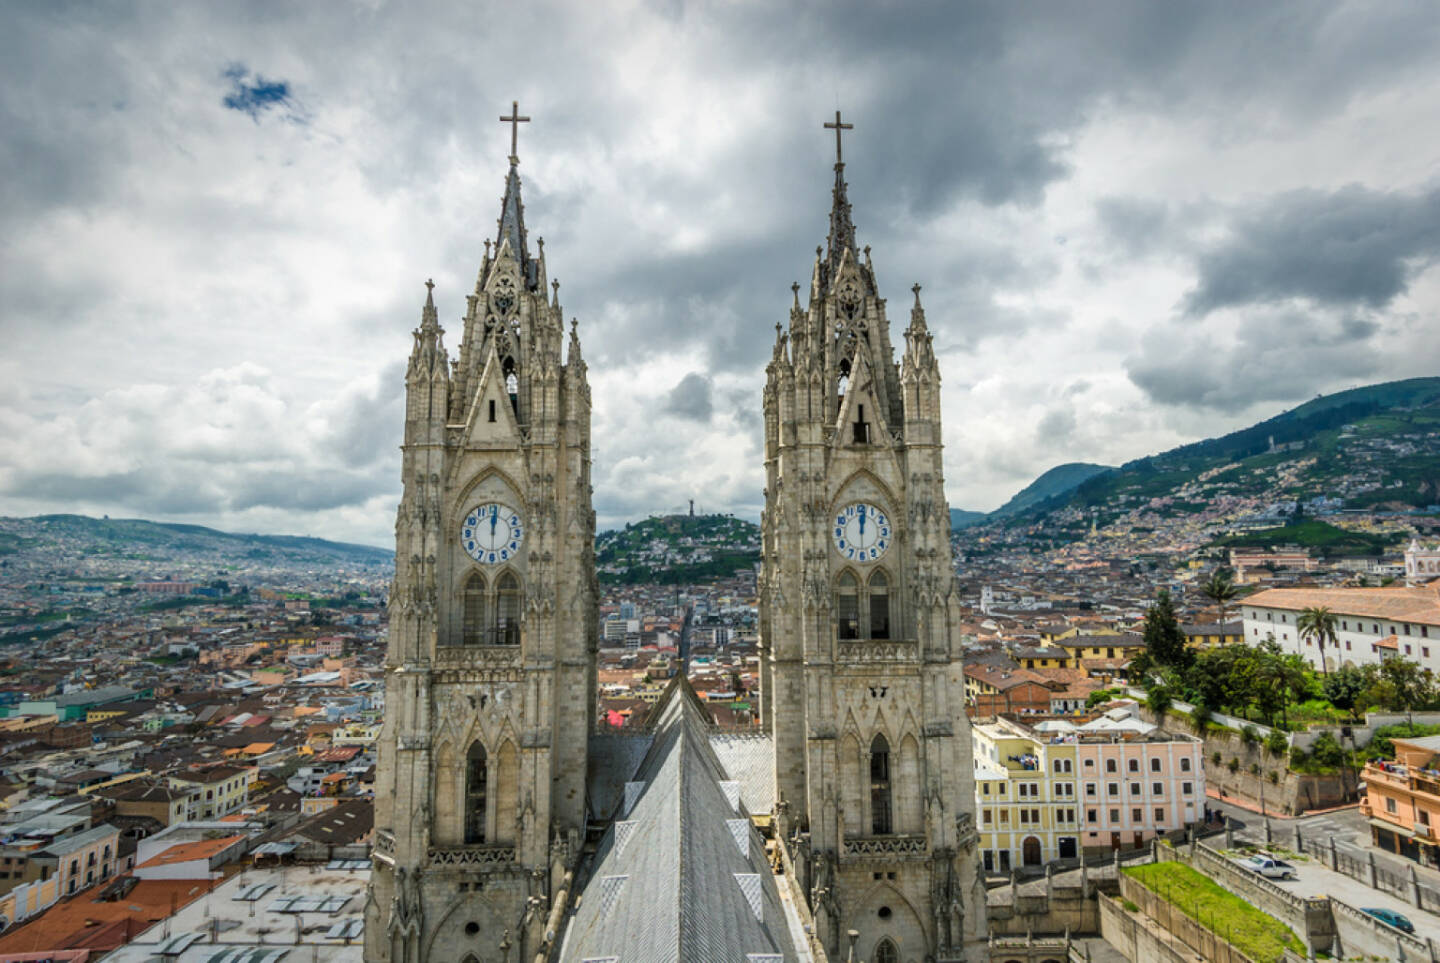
1360, 734, 1440, 866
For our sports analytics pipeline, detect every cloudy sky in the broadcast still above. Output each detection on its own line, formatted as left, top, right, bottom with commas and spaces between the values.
3, 1, 1439, 548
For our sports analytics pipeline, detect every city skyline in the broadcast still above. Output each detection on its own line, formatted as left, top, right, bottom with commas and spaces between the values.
3, 2, 1440, 546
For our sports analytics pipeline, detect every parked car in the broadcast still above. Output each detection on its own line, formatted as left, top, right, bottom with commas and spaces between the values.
1362, 908, 1415, 934
1238, 854, 1297, 880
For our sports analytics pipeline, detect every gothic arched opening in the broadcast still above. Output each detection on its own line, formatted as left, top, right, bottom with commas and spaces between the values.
462, 572, 488, 646
495, 571, 521, 645
465, 742, 488, 844
868, 570, 889, 639
870, 734, 893, 835
836, 572, 860, 640
874, 937, 899, 963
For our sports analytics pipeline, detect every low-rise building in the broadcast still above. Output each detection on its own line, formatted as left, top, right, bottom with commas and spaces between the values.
973, 707, 1205, 871
1242, 586, 1440, 672
1359, 733, 1440, 865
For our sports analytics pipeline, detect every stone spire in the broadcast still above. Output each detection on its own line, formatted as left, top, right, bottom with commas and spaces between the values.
408, 279, 447, 378
496, 160, 533, 286
822, 110, 858, 289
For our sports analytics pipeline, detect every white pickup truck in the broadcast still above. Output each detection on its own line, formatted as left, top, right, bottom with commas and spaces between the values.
1238, 854, 1297, 880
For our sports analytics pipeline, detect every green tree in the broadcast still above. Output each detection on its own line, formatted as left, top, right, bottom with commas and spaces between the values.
1142, 588, 1191, 669
1296, 607, 1339, 677
1145, 680, 1173, 724
1322, 663, 1371, 718
1200, 567, 1240, 633
1367, 658, 1437, 724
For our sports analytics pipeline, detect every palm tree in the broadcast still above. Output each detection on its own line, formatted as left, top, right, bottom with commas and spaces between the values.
1200, 567, 1240, 642
1297, 606, 1339, 677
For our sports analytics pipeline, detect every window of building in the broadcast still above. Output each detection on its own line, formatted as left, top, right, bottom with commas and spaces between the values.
1088, 809, 1098, 823
1086, 783, 1096, 796
1020, 810, 1029, 825
1107, 784, 1118, 797
1131, 808, 1142, 821
1106, 759, 1117, 773
462, 572, 488, 646
1180, 758, 1191, 772
1150, 758, 1161, 772
1155, 807, 1165, 821
1000, 810, 1009, 824
874, 938, 899, 963
1153, 783, 1163, 795
465, 741, 488, 843
870, 734, 892, 835
982, 809, 991, 825
1130, 783, 1140, 796
1084, 758, 1095, 768
836, 572, 859, 640
1110, 809, 1120, 822
1387, 798, 1397, 814
1128, 758, 1139, 772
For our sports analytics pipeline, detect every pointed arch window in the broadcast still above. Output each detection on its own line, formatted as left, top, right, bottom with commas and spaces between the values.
874, 939, 899, 963
868, 570, 890, 640
465, 742, 488, 844
462, 573, 488, 646
836, 572, 860, 640
836, 568, 895, 642
496, 572, 521, 645
870, 734, 893, 835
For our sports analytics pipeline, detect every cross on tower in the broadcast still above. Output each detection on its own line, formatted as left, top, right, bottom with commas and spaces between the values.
824, 109, 853, 165
500, 100, 531, 163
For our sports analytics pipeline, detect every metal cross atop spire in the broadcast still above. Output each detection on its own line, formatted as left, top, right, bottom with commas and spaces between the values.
500, 100, 531, 163
824, 109, 853, 165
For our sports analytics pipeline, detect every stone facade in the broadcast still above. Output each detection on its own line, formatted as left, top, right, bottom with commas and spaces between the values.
760, 135, 987, 962
364, 149, 597, 962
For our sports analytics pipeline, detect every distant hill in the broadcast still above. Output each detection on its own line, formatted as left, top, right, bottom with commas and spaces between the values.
0, 514, 393, 567
597, 514, 759, 585
949, 509, 987, 531
973, 377, 1440, 536
991, 463, 1113, 518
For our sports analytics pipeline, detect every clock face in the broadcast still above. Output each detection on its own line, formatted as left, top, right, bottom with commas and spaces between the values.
833, 502, 890, 562
461, 503, 524, 564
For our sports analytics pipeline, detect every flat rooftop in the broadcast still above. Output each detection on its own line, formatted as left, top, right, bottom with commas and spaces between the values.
103, 862, 369, 962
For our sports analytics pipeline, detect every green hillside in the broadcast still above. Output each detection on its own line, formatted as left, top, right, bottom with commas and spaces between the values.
949, 509, 987, 531
0, 514, 393, 566
991, 462, 1113, 517
998, 378, 1440, 527
597, 513, 759, 585
1211, 520, 1401, 557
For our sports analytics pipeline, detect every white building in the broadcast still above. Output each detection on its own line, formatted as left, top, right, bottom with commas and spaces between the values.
1242, 586, 1440, 672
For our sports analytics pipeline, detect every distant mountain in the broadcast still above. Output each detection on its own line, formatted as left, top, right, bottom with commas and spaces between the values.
988, 377, 1440, 531
597, 513, 760, 585
949, 509, 988, 531
0, 514, 393, 566
991, 463, 1114, 518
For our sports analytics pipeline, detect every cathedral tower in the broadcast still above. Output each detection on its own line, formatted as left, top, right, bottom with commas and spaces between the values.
760, 113, 987, 962
366, 104, 597, 962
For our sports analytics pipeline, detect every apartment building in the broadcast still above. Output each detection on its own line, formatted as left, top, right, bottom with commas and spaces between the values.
973, 706, 1205, 870
1360, 733, 1440, 865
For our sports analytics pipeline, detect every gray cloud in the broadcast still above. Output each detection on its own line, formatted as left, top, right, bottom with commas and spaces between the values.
1183, 184, 1440, 315
1125, 310, 1387, 412
3, 0, 1440, 542
663, 372, 714, 422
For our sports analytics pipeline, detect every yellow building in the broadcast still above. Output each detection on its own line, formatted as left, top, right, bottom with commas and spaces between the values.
1182, 621, 1243, 650
168, 765, 253, 820
973, 719, 1080, 872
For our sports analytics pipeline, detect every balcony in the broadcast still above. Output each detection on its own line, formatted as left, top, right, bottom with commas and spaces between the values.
427, 845, 518, 870
836, 638, 919, 664
842, 834, 928, 860
434, 642, 523, 671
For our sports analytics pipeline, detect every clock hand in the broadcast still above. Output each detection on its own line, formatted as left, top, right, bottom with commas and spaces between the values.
858, 512, 865, 537
490, 507, 497, 539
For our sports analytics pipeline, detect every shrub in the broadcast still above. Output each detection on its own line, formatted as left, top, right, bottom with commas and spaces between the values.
1121, 899, 1140, 912
1228, 757, 1241, 773
1249, 763, 1261, 775
1268, 770, 1280, 784
1310, 731, 1346, 769
1211, 750, 1223, 765
1289, 747, 1308, 768
1242, 724, 1260, 745
1265, 730, 1288, 756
